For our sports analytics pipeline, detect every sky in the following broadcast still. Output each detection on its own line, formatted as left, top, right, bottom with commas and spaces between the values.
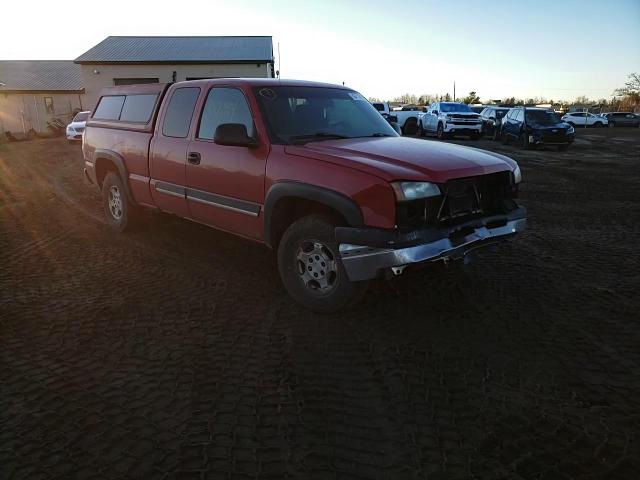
1, 0, 639, 102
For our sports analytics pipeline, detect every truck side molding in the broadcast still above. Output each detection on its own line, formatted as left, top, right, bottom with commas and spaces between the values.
263, 181, 364, 248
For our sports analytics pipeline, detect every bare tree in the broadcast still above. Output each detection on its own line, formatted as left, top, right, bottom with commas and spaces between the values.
614, 73, 640, 96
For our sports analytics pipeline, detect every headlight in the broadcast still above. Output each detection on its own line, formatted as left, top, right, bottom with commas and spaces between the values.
513, 165, 522, 184
392, 181, 441, 201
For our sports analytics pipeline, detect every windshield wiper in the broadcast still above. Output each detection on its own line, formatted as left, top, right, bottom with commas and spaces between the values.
365, 133, 393, 137
289, 132, 350, 144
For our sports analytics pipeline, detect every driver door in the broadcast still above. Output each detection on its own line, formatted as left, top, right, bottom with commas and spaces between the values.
185, 86, 268, 240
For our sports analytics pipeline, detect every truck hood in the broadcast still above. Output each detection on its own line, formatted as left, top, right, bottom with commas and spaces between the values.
285, 137, 516, 183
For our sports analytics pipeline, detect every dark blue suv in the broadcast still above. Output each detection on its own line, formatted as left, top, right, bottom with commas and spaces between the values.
501, 107, 575, 151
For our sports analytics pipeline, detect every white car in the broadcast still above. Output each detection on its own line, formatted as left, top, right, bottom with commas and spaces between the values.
66, 111, 90, 142
419, 102, 482, 139
561, 112, 608, 127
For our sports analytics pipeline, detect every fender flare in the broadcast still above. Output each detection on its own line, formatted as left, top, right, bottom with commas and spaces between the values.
93, 149, 136, 205
263, 181, 364, 248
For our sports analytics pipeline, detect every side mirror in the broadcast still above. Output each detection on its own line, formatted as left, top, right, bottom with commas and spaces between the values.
214, 123, 257, 148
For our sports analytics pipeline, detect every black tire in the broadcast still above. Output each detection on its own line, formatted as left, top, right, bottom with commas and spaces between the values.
594, 121, 602, 127
403, 117, 418, 136
436, 123, 447, 140
519, 132, 531, 150
277, 215, 368, 313
609, 121, 616, 128
102, 172, 138, 232
558, 144, 569, 151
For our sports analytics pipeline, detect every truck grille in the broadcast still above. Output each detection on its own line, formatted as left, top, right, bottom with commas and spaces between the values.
396, 172, 516, 230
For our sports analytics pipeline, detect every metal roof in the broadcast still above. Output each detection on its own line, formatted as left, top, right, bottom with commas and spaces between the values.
0, 61, 83, 92
75, 36, 273, 64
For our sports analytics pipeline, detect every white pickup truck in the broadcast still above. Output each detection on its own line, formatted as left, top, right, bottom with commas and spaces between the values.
371, 102, 427, 135
418, 102, 482, 139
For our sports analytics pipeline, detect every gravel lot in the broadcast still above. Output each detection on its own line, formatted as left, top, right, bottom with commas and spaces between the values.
1, 128, 639, 479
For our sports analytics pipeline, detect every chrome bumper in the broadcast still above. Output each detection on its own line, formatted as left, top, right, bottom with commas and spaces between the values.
339, 217, 527, 282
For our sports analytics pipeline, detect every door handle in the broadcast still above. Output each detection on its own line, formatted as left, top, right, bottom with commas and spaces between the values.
187, 152, 201, 165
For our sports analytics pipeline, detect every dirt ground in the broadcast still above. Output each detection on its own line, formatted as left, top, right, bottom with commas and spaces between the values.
1, 128, 639, 480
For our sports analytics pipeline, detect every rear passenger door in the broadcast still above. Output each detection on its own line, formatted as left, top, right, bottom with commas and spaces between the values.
149, 86, 201, 217
186, 86, 269, 240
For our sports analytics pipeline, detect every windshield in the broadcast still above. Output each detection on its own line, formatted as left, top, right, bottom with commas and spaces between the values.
73, 112, 89, 122
525, 110, 562, 125
440, 103, 472, 113
253, 86, 398, 144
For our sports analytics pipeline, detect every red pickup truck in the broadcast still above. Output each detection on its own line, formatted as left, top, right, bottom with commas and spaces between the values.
83, 79, 526, 312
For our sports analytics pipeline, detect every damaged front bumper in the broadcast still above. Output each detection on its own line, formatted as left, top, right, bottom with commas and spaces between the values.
336, 207, 527, 282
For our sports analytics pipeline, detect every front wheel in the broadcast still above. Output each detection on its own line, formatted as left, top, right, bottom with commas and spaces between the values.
436, 123, 447, 140
609, 121, 616, 128
594, 121, 602, 127
277, 215, 369, 313
519, 132, 531, 150
102, 172, 138, 232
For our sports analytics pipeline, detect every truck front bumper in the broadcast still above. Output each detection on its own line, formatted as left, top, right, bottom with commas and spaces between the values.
443, 123, 482, 134
336, 207, 527, 282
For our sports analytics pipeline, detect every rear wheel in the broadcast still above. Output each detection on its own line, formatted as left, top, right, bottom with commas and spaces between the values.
277, 215, 369, 313
403, 117, 418, 136
102, 172, 138, 232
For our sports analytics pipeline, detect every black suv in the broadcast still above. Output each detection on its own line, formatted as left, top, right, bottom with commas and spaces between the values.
501, 107, 575, 151
480, 107, 511, 140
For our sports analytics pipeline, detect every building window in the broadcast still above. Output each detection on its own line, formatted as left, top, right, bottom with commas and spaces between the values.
44, 97, 54, 114
113, 78, 159, 86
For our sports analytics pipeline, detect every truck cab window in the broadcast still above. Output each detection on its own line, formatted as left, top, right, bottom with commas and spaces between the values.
198, 88, 255, 140
162, 87, 200, 138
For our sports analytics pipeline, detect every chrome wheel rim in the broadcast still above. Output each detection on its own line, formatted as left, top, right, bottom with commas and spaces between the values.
296, 241, 338, 293
108, 186, 123, 220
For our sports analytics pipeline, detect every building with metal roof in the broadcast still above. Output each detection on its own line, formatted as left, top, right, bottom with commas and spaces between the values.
75, 36, 274, 64
0, 61, 85, 137
75, 36, 274, 109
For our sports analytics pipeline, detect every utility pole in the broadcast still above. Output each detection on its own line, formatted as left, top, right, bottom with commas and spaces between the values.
453, 81, 456, 102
